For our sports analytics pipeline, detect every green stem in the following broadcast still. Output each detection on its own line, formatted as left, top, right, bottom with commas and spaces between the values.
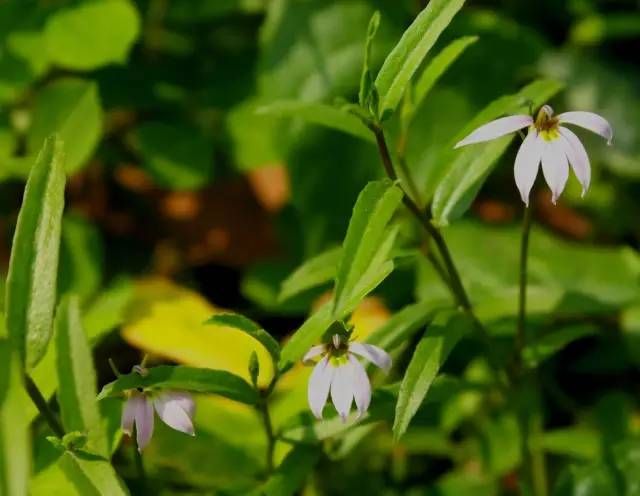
515, 204, 547, 496
258, 396, 276, 473
516, 206, 533, 362
132, 425, 147, 490
372, 124, 507, 386
24, 374, 65, 437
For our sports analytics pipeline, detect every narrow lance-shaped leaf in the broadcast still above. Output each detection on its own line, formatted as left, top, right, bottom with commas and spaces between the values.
55, 295, 109, 457
375, 0, 466, 117
393, 311, 472, 440
257, 101, 374, 143
279, 302, 333, 370
98, 365, 258, 405
279, 246, 342, 302
359, 10, 381, 109
5, 135, 66, 369
58, 450, 129, 496
367, 300, 446, 350
431, 78, 563, 226
412, 35, 478, 113
205, 313, 280, 369
0, 339, 30, 496
332, 179, 402, 318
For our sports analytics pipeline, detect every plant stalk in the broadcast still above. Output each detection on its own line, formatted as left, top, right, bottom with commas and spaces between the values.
24, 374, 65, 438
258, 396, 276, 473
516, 205, 533, 361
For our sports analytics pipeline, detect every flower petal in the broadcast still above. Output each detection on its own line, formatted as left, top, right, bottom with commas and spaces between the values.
154, 392, 195, 436
330, 362, 355, 422
307, 356, 334, 419
302, 345, 325, 365
514, 130, 544, 206
121, 394, 142, 436
454, 115, 533, 148
557, 111, 613, 145
559, 127, 591, 196
348, 342, 392, 373
349, 356, 371, 418
541, 138, 569, 204
134, 396, 155, 451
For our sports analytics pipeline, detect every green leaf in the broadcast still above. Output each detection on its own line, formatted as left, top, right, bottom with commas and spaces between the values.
250, 446, 319, 496
28, 78, 103, 174
375, 0, 466, 117
55, 296, 109, 457
367, 300, 445, 349
359, 11, 381, 109
205, 313, 280, 368
44, 0, 140, 70
533, 428, 601, 460
393, 311, 472, 440
279, 246, 342, 302
279, 302, 333, 370
412, 36, 478, 112
523, 325, 598, 368
97, 365, 258, 405
257, 101, 374, 143
134, 122, 215, 190
431, 79, 563, 225
332, 179, 403, 318
58, 450, 129, 496
0, 340, 30, 496
5, 135, 66, 369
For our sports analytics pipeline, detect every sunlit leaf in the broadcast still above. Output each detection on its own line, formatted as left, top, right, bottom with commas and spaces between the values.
279, 302, 333, 370
58, 450, 129, 496
121, 279, 276, 387
205, 313, 280, 369
5, 135, 66, 369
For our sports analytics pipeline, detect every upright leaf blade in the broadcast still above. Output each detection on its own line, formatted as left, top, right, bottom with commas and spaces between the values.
98, 365, 258, 405
55, 296, 109, 457
431, 79, 563, 225
375, 0, 466, 116
359, 11, 381, 108
367, 300, 446, 349
393, 311, 472, 440
5, 135, 66, 369
205, 313, 280, 368
0, 340, 30, 496
332, 179, 402, 318
412, 36, 478, 111
279, 302, 333, 370
257, 101, 374, 143
59, 450, 129, 496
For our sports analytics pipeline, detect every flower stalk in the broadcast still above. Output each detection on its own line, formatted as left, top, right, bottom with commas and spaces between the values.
24, 374, 65, 438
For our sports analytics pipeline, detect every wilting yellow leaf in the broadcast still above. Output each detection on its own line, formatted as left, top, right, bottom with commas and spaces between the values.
121, 278, 275, 386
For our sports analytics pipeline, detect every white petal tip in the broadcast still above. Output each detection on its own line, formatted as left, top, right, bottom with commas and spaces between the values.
454, 142, 464, 149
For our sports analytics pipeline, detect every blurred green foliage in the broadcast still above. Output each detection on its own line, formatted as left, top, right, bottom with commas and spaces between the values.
0, 0, 639, 495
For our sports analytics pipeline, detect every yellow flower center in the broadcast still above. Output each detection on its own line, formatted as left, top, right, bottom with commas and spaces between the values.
534, 105, 560, 141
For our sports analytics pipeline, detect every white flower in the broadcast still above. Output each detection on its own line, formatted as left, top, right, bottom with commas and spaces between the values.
121, 388, 196, 451
454, 105, 613, 205
303, 334, 392, 422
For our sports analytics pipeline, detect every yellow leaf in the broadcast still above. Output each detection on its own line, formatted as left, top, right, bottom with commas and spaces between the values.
121, 278, 275, 386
